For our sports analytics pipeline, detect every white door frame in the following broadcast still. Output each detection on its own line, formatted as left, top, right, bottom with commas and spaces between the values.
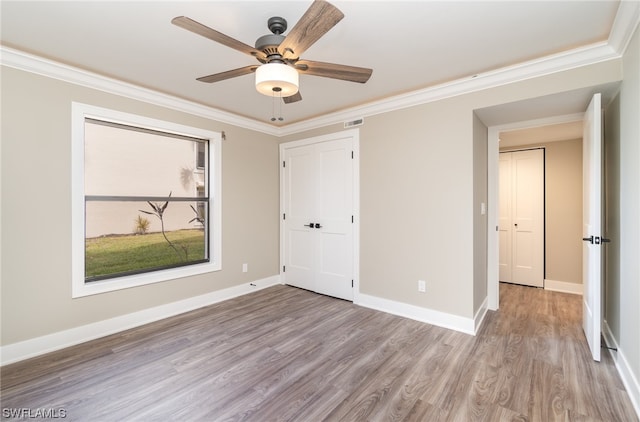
487, 113, 583, 310
279, 128, 360, 302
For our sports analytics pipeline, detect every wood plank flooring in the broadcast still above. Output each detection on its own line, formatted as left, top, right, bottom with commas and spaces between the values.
1, 283, 637, 421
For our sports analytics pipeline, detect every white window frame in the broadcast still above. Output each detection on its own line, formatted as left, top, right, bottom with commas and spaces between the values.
71, 102, 222, 298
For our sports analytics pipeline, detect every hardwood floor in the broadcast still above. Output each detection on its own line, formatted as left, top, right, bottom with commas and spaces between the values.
1, 283, 637, 421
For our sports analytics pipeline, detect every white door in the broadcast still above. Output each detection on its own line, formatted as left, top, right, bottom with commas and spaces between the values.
582, 93, 603, 361
499, 149, 544, 287
282, 136, 354, 301
511, 150, 544, 287
315, 140, 354, 299
282, 145, 317, 292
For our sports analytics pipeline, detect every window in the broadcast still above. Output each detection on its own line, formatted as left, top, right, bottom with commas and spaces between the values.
72, 103, 221, 297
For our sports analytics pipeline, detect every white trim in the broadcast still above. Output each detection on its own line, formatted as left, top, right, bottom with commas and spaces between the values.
544, 279, 583, 295
352, 137, 361, 304
603, 321, 640, 419
0, 275, 282, 366
0, 47, 280, 137
474, 296, 489, 334
279, 43, 618, 136
279, 128, 360, 150
608, 0, 640, 56
487, 125, 500, 310
356, 293, 476, 336
71, 102, 223, 297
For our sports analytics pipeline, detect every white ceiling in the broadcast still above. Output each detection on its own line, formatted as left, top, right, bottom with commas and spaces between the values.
0, 1, 632, 129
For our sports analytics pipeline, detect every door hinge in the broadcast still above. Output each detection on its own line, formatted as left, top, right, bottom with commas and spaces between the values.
352, 215, 354, 223
283, 265, 286, 272
351, 151, 354, 159
283, 160, 286, 168
351, 280, 354, 288
283, 213, 286, 220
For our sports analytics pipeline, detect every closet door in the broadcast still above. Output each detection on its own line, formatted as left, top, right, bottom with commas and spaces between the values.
315, 140, 353, 299
283, 144, 317, 292
282, 137, 354, 301
499, 149, 544, 287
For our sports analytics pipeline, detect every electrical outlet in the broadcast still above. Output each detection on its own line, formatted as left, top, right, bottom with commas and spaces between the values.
242, 263, 248, 273
418, 279, 426, 293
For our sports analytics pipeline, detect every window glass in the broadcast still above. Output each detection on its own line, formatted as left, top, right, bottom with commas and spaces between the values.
84, 120, 209, 280
72, 103, 221, 297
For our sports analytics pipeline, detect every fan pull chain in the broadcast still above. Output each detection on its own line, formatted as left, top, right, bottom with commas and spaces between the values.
270, 87, 284, 122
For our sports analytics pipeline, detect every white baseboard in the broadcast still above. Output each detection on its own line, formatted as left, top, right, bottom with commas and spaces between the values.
356, 293, 476, 335
0, 275, 282, 366
603, 321, 640, 419
474, 296, 489, 334
544, 279, 583, 295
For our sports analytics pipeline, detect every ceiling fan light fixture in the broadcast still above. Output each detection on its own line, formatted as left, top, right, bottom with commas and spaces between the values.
255, 63, 299, 97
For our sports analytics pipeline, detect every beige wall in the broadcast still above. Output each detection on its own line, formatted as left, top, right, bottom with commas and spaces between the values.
1, 67, 280, 345
473, 113, 488, 313
501, 139, 583, 285
545, 139, 583, 285
604, 23, 640, 390
0, 55, 625, 346
282, 59, 622, 319
359, 100, 475, 318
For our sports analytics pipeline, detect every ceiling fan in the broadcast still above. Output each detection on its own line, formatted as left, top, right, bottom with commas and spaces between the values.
171, 0, 373, 104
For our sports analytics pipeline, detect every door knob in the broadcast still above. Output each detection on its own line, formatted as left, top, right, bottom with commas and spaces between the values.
304, 223, 314, 228
314, 223, 322, 229
582, 236, 594, 244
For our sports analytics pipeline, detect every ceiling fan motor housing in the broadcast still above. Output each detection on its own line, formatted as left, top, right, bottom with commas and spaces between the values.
255, 16, 289, 59
255, 33, 285, 58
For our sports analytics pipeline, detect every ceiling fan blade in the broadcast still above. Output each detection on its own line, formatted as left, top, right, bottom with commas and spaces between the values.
196, 65, 258, 83
172, 16, 266, 61
277, 0, 344, 60
295, 60, 372, 83
283, 92, 303, 104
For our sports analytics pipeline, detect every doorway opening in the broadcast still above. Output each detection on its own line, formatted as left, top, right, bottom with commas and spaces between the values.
487, 113, 586, 310
480, 85, 618, 313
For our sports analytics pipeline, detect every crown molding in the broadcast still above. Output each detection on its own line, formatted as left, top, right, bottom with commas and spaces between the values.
278, 41, 618, 136
0, 46, 281, 136
608, 0, 640, 55
2, 0, 637, 138
0, 41, 621, 139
